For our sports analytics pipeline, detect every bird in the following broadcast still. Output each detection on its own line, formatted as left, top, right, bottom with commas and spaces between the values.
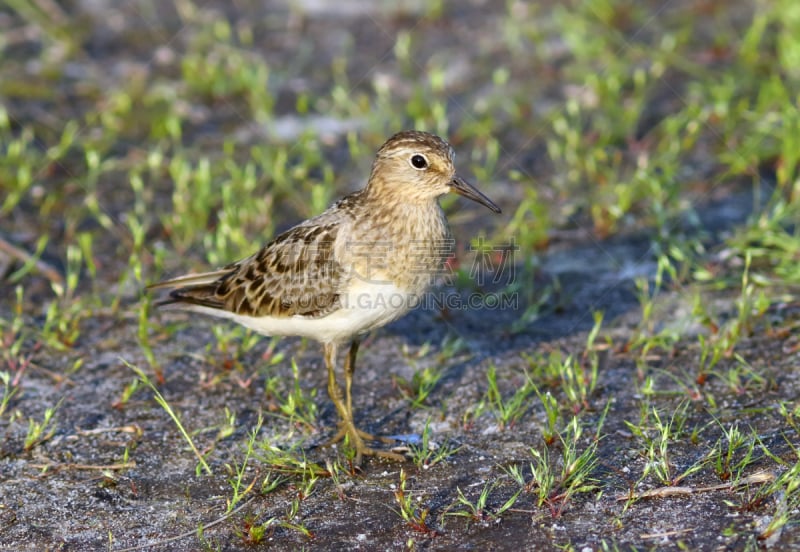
148, 130, 501, 465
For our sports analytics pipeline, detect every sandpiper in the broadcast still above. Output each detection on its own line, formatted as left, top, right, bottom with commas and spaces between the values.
149, 130, 501, 464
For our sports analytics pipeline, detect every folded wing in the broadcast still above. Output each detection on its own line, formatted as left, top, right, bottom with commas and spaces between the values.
149, 222, 344, 319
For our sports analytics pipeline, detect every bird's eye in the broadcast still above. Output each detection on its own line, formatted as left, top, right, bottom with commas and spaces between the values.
409, 154, 429, 170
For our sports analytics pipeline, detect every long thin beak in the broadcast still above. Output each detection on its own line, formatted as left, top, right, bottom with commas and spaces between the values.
451, 175, 501, 213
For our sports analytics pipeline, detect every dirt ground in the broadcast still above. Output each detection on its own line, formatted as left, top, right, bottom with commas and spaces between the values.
1, 1, 799, 551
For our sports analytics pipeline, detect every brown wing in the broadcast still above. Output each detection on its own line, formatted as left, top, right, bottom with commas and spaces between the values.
151, 222, 344, 318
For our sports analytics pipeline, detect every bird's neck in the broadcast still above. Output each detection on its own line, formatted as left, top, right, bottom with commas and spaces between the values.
363, 192, 446, 237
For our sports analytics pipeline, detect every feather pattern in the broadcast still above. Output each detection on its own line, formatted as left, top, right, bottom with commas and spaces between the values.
151, 209, 351, 319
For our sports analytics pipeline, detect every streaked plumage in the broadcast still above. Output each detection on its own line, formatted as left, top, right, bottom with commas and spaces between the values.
149, 130, 501, 464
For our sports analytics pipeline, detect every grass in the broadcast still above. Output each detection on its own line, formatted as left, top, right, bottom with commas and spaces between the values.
394, 340, 450, 408
481, 363, 537, 429
624, 401, 701, 487
408, 418, 461, 469
23, 398, 61, 452
527, 415, 603, 515
1, 0, 800, 549
125, 359, 212, 475
442, 478, 523, 526
274, 358, 318, 430
225, 413, 263, 513
393, 468, 434, 534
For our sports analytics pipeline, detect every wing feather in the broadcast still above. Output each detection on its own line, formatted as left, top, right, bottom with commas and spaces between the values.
147, 269, 232, 290
150, 221, 347, 318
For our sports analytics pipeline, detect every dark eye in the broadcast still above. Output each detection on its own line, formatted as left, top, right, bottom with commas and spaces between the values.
410, 154, 428, 169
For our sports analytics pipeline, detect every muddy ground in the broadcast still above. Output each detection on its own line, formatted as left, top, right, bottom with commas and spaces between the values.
1, 1, 799, 551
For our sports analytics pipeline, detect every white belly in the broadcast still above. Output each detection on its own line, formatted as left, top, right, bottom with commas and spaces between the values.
183, 281, 416, 344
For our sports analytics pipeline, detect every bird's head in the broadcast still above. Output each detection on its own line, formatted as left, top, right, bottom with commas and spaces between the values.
367, 130, 501, 213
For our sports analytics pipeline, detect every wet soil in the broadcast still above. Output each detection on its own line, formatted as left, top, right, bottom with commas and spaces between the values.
1, 1, 799, 551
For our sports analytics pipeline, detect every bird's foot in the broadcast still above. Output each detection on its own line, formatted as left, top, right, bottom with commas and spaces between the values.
324, 423, 406, 465
325, 424, 396, 445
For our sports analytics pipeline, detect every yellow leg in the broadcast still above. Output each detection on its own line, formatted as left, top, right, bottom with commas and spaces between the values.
323, 341, 404, 464
343, 340, 395, 445
344, 339, 359, 418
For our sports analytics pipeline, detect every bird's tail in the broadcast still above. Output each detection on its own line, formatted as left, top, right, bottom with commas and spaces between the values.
147, 269, 233, 310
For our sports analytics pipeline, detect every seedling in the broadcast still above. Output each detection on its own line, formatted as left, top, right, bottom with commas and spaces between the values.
225, 414, 264, 513
483, 364, 536, 429
277, 358, 318, 430
24, 398, 62, 452
393, 468, 434, 534
125, 359, 212, 475
443, 478, 522, 526
528, 416, 600, 516
408, 418, 461, 469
